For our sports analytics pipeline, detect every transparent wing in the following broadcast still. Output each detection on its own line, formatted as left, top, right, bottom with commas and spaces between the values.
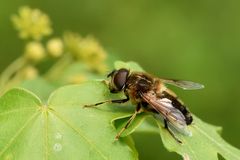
139, 91, 192, 136
160, 78, 204, 90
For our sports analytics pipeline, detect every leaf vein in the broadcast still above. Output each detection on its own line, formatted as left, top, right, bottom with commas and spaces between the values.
50, 110, 109, 160
44, 111, 49, 160
0, 107, 37, 116
0, 112, 39, 157
184, 140, 199, 160
194, 125, 240, 160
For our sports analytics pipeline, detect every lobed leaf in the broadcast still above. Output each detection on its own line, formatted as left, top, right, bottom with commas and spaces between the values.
156, 115, 240, 160
0, 81, 138, 160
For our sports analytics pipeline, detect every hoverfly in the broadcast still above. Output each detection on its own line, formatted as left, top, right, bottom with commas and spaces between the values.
84, 68, 204, 143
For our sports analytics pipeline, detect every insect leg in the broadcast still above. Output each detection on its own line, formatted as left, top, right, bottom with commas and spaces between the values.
83, 96, 129, 108
115, 104, 141, 140
164, 119, 182, 144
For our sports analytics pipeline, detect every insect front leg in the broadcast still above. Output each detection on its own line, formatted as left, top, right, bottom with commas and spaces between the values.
164, 119, 182, 144
83, 96, 129, 108
115, 104, 141, 140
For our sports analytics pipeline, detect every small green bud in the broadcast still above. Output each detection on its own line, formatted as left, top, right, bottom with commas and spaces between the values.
22, 66, 38, 79
24, 42, 45, 62
47, 38, 63, 58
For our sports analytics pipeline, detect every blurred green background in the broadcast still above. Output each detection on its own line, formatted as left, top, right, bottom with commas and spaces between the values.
1, 0, 240, 159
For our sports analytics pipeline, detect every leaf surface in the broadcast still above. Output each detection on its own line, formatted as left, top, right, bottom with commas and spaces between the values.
155, 115, 240, 160
0, 81, 137, 160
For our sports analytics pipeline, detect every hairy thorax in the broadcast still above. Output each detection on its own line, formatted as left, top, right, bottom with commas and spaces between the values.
124, 72, 156, 104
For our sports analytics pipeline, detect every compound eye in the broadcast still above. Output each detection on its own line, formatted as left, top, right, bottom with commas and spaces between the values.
113, 69, 129, 90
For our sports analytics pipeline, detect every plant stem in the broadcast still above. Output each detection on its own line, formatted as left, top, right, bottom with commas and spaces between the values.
0, 70, 24, 95
44, 53, 73, 81
0, 57, 26, 92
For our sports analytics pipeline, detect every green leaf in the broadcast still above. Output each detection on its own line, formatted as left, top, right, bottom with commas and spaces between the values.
0, 88, 43, 159
113, 113, 151, 137
0, 81, 137, 160
112, 61, 240, 160
155, 115, 240, 160
114, 61, 144, 72
56, 62, 104, 85
19, 77, 57, 103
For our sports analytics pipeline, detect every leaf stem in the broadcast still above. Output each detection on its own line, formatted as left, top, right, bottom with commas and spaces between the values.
44, 53, 73, 81
0, 57, 26, 93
